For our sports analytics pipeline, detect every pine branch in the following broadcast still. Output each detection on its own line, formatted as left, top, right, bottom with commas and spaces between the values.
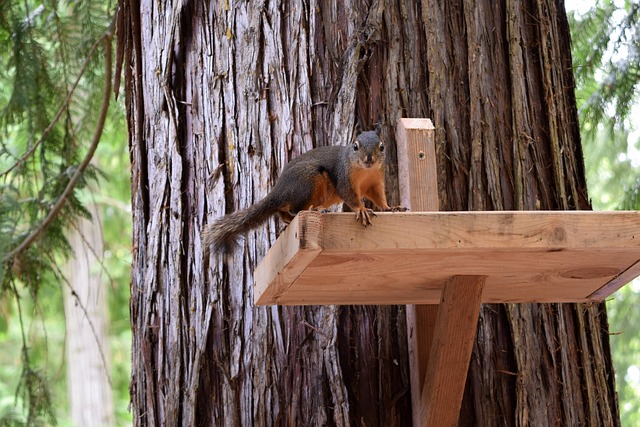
3, 19, 114, 264
0, 30, 108, 178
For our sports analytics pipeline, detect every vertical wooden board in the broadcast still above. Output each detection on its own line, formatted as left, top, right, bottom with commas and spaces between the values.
396, 117, 439, 426
420, 276, 485, 427
397, 118, 437, 211
406, 305, 438, 417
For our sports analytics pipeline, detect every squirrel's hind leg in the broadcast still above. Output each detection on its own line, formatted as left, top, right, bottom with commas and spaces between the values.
278, 207, 295, 224
304, 171, 343, 211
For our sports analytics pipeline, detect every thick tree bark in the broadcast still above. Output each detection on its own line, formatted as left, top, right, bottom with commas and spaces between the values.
117, 0, 619, 425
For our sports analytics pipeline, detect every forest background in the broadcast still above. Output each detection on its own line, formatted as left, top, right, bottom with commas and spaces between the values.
0, 0, 639, 425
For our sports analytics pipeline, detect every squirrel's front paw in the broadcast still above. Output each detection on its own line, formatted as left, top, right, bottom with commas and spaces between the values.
385, 205, 409, 212
355, 208, 376, 227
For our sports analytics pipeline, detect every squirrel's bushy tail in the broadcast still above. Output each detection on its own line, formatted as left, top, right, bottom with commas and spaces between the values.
203, 196, 277, 255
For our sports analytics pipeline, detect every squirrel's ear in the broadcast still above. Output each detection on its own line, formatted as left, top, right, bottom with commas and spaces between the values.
375, 122, 382, 136
355, 122, 362, 135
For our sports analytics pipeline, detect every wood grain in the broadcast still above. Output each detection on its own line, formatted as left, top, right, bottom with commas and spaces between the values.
419, 275, 485, 427
396, 118, 438, 211
318, 211, 640, 250
396, 117, 439, 427
254, 211, 640, 305
254, 212, 323, 305
406, 305, 437, 427
588, 257, 640, 300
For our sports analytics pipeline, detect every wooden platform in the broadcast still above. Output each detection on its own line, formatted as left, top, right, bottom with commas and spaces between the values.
254, 210, 640, 305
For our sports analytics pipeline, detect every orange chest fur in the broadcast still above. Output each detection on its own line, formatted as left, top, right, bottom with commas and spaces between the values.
349, 166, 385, 197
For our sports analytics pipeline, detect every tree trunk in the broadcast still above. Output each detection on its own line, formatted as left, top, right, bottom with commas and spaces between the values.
63, 206, 114, 427
117, 0, 619, 425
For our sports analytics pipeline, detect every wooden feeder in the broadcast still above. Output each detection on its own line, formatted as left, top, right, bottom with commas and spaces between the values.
253, 119, 640, 427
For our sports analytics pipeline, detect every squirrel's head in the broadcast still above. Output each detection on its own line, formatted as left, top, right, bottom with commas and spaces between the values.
351, 125, 385, 169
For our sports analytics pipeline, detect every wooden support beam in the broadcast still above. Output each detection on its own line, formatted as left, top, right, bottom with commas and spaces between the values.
396, 118, 440, 426
253, 210, 640, 305
254, 212, 323, 304
419, 275, 485, 426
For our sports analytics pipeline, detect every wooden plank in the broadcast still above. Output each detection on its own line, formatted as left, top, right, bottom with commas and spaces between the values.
589, 257, 640, 300
275, 248, 633, 304
314, 211, 640, 251
254, 212, 323, 304
419, 275, 485, 427
396, 117, 439, 427
253, 211, 640, 305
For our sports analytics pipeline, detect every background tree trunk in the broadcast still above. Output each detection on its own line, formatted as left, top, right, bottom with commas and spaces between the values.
117, 0, 619, 425
63, 206, 114, 427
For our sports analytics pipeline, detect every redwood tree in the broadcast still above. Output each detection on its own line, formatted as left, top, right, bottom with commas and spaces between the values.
117, 0, 619, 425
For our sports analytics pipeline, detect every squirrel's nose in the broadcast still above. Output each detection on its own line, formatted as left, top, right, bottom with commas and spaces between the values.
366, 154, 372, 163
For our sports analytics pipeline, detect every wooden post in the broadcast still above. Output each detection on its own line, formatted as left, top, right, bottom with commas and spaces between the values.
397, 118, 483, 426
395, 118, 440, 426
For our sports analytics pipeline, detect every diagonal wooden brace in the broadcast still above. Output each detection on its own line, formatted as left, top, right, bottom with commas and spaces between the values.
419, 275, 485, 426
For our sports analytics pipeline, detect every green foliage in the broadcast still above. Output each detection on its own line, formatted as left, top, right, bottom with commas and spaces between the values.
569, 0, 640, 134
570, 2, 640, 425
582, 127, 639, 210
0, 0, 131, 425
610, 176, 640, 426
620, 177, 640, 210
607, 283, 640, 426
1, 273, 72, 426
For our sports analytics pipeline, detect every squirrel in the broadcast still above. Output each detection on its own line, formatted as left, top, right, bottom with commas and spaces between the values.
203, 125, 407, 253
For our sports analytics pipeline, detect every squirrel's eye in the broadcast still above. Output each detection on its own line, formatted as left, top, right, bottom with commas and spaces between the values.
379, 143, 384, 152
353, 142, 359, 151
